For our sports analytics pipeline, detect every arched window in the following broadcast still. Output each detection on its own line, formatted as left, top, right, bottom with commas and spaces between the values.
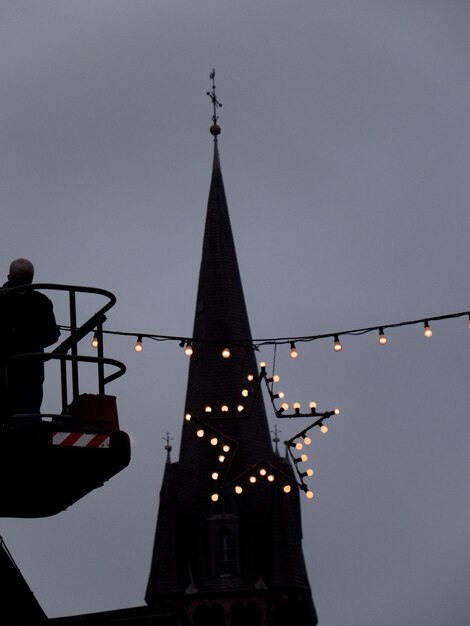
275, 601, 291, 625
230, 603, 244, 626
245, 603, 261, 625
194, 603, 224, 626
216, 526, 236, 574
275, 599, 311, 626
230, 601, 261, 626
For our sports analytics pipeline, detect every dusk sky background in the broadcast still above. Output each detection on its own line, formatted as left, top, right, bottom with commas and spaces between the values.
2, 2, 470, 625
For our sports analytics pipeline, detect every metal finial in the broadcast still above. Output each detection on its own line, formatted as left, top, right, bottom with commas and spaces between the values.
206, 68, 222, 134
271, 424, 281, 454
164, 432, 173, 453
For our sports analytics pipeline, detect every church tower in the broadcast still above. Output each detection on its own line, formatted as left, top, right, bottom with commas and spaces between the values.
145, 78, 318, 626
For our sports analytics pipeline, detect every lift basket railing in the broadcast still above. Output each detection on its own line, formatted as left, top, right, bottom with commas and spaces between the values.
0, 283, 126, 419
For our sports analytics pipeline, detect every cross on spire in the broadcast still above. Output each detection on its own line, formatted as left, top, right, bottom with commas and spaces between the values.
163, 432, 173, 454
271, 424, 281, 455
207, 68, 222, 135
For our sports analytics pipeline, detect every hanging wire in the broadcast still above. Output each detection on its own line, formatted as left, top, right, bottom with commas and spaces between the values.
60, 307, 470, 352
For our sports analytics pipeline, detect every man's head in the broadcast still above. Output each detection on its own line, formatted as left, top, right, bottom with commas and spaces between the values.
8, 258, 35, 284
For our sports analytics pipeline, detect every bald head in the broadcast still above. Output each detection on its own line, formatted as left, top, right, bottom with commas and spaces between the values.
8, 258, 34, 284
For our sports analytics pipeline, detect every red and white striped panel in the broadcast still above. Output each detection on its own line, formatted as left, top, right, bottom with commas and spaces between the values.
52, 432, 110, 448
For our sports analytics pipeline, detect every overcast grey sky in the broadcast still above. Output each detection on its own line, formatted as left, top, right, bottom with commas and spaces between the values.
2, 2, 470, 624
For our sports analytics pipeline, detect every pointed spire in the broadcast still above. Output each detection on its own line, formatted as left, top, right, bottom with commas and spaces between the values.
147, 101, 317, 623
180, 121, 273, 474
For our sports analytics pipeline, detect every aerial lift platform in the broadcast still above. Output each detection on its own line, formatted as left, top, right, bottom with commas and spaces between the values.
0, 284, 130, 517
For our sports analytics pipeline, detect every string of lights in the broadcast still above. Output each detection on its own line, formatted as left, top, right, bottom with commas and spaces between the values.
58, 307, 468, 501
171, 298, 466, 499
259, 361, 341, 497
184, 410, 306, 501
179, 356, 341, 501
60, 308, 470, 354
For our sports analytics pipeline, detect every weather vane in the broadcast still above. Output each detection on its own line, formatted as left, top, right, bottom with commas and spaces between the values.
207, 68, 222, 130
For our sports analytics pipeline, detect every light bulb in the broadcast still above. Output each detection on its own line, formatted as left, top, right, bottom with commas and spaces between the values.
247, 373, 254, 382
283, 485, 292, 494
210, 437, 218, 446
306, 468, 314, 477
259, 468, 267, 476
320, 424, 329, 434
309, 401, 317, 412
237, 405, 244, 413
205, 406, 212, 413
218, 454, 225, 463
134, 336, 143, 352
211, 472, 219, 480
259, 361, 267, 369
334, 408, 341, 415
241, 389, 249, 397
278, 391, 285, 399
423, 320, 433, 338
303, 435, 312, 446
221, 405, 229, 412
91, 334, 99, 349
184, 413, 192, 421
293, 402, 301, 414
184, 342, 193, 356
196, 429, 204, 438
281, 402, 289, 412
235, 485, 243, 494
222, 444, 230, 453
267, 474, 275, 482
290, 341, 298, 359
211, 493, 219, 502
295, 442, 303, 451
249, 476, 257, 484
300, 454, 308, 462
306, 490, 314, 499
273, 374, 280, 383
378, 328, 387, 345
222, 347, 231, 358
333, 335, 342, 352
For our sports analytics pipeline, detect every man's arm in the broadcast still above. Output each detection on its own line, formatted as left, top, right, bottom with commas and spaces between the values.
35, 294, 61, 348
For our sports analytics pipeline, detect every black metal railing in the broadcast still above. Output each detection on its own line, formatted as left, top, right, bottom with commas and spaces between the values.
0, 283, 126, 419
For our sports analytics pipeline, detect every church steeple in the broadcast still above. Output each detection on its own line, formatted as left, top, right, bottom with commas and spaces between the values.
146, 78, 317, 624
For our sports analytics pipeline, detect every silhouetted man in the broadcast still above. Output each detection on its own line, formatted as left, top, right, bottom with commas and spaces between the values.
1, 258, 60, 418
